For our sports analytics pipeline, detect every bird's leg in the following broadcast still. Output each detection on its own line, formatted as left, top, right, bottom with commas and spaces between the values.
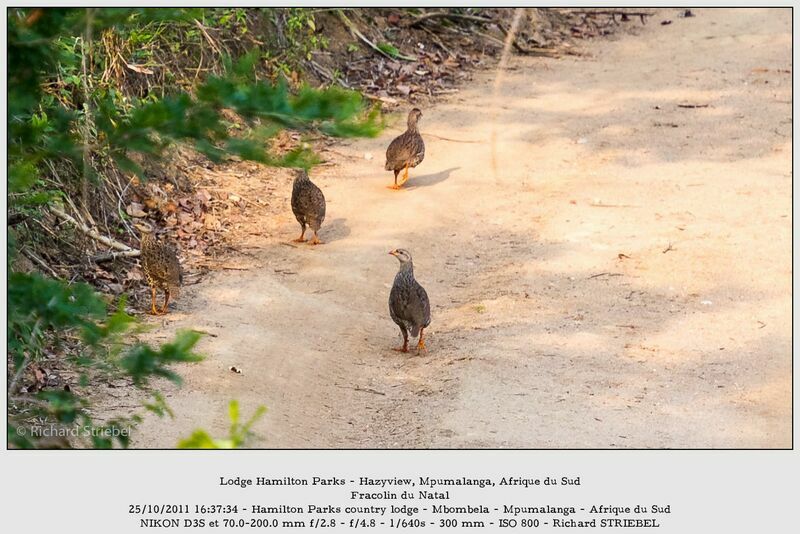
292, 224, 307, 243
387, 169, 401, 190
392, 329, 409, 353
417, 328, 427, 353
397, 163, 410, 186
309, 229, 323, 245
149, 287, 159, 315
160, 289, 171, 315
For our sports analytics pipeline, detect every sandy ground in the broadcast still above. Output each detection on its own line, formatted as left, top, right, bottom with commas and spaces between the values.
128, 8, 791, 448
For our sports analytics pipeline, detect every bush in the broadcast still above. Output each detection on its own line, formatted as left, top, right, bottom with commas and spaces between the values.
7, 8, 382, 448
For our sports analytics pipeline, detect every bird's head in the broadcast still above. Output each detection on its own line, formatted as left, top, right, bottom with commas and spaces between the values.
389, 248, 413, 264
294, 168, 310, 181
407, 108, 423, 128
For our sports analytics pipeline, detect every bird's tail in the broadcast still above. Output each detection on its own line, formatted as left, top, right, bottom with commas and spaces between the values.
409, 325, 420, 338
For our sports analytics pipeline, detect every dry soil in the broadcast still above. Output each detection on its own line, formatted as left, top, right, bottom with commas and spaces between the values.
127, 8, 792, 448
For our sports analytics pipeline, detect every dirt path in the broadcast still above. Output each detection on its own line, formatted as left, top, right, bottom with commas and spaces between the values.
131, 8, 791, 448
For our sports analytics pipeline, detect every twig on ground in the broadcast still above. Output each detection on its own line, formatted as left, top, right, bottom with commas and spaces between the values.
322, 148, 361, 159
338, 384, 386, 396
194, 19, 222, 56
662, 243, 674, 254
420, 25, 454, 57
474, 29, 506, 49
589, 202, 641, 208
405, 11, 494, 28
364, 93, 399, 105
588, 272, 624, 279
215, 265, 251, 271
92, 250, 141, 262
423, 133, 483, 143
50, 205, 137, 253
190, 329, 218, 338
308, 59, 351, 89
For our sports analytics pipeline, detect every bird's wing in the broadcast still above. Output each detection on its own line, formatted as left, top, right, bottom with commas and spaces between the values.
413, 283, 431, 327
386, 133, 415, 166
311, 183, 326, 220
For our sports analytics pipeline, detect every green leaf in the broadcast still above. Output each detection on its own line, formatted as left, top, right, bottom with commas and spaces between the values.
377, 42, 400, 58
178, 401, 266, 449
177, 430, 219, 449
229, 400, 240, 428
9, 161, 39, 193
119, 330, 203, 386
144, 392, 175, 419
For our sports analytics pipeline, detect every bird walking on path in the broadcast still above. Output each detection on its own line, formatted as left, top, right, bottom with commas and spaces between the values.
385, 108, 425, 189
290, 169, 326, 245
135, 221, 182, 315
388, 248, 431, 353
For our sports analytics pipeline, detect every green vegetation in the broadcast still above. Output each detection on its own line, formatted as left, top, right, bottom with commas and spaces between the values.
178, 401, 267, 449
7, 7, 382, 448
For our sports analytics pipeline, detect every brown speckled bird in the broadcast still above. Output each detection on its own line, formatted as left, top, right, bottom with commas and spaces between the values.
291, 169, 326, 245
385, 108, 425, 189
388, 248, 431, 353
135, 222, 182, 315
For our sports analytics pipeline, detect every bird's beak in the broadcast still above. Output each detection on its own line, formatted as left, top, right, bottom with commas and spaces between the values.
388, 250, 397, 256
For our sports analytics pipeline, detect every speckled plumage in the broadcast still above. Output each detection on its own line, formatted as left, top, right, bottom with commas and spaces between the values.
138, 224, 181, 315
385, 109, 425, 188
388, 249, 431, 353
291, 169, 326, 244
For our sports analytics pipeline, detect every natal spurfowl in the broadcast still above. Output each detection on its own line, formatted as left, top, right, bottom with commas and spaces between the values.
385, 108, 425, 189
135, 222, 182, 315
290, 169, 326, 245
388, 248, 431, 353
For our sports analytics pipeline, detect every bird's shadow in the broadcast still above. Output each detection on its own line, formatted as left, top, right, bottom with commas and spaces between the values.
405, 167, 460, 190
323, 218, 351, 242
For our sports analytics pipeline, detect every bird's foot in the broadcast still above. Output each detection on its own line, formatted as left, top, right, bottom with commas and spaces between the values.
292, 237, 307, 243
416, 340, 427, 353
309, 237, 324, 245
398, 165, 411, 186
386, 184, 402, 190
392, 346, 409, 353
